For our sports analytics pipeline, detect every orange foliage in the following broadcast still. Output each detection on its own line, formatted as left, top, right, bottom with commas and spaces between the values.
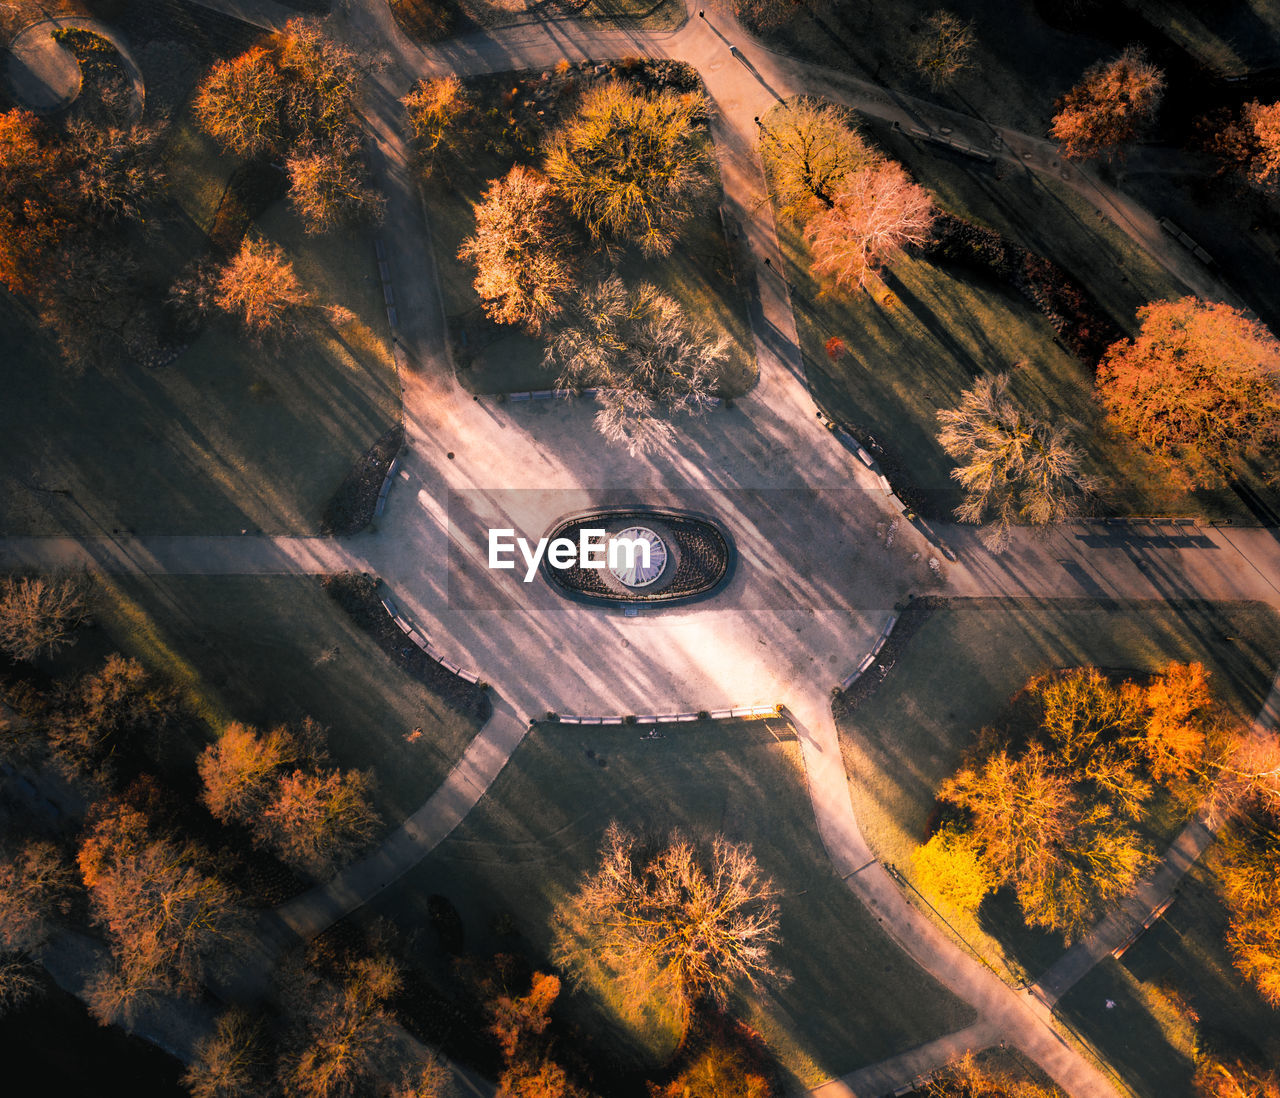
1050, 48, 1164, 160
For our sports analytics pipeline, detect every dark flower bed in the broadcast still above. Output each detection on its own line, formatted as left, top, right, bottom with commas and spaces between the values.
832, 596, 949, 718
320, 424, 404, 536
321, 573, 491, 721
924, 212, 1122, 365
544, 511, 732, 605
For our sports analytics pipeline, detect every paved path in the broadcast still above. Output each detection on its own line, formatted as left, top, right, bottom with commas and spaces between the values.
4, 16, 145, 116
9, 1, 1280, 1095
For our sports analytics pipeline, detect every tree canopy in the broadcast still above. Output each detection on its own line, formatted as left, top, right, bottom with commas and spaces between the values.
1096, 298, 1280, 486
938, 373, 1096, 552
553, 823, 783, 1032
459, 166, 577, 333
544, 81, 713, 256
758, 98, 875, 223
804, 160, 935, 291
1050, 48, 1164, 160
544, 277, 727, 456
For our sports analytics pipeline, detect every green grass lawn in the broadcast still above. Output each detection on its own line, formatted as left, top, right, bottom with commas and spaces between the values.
1057, 858, 1280, 1098
836, 598, 1280, 983
63, 575, 481, 824
0, 115, 399, 537
366, 718, 975, 1090
772, 105, 1260, 521
430, 66, 756, 398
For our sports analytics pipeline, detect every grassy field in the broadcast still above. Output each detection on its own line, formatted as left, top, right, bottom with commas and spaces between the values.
836, 598, 1280, 983
1058, 858, 1280, 1098
0, 113, 399, 537
429, 65, 757, 398
60, 575, 481, 824
394, 0, 684, 41
366, 718, 975, 1090
770, 105, 1263, 521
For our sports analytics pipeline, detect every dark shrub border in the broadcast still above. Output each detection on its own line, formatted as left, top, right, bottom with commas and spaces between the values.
924, 212, 1122, 365
321, 424, 404, 536
320, 573, 492, 721
832, 596, 949, 718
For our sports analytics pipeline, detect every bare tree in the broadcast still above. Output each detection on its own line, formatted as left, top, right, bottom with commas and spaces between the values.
911, 11, 978, 91
1050, 48, 1165, 161
804, 161, 935, 291
758, 98, 875, 223
0, 840, 75, 953
544, 277, 727, 456
0, 575, 88, 662
0, 953, 42, 1018
552, 823, 783, 1032
458, 166, 577, 333
544, 81, 714, 257
185, 1008, 273, 1098
938, 372, 1097, 552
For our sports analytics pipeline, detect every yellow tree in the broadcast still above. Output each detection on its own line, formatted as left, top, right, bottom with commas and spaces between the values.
544, 81, 713, 257
402, 75, 476, 182
758, 98, 875, 223
214, 238, 310, 335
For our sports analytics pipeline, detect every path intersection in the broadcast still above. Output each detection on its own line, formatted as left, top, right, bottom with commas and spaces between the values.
5, 1, 1280, 1095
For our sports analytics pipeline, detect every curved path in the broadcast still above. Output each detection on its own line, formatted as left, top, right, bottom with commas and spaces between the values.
8, 1, 1280, 1095
4, 16, 145, 116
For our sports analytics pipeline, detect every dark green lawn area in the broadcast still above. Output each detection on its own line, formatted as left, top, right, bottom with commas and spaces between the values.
772, 106, 1267, 521
836, 598, 1280, 983
0, 116, 399, 537
365, 718, 975, 1090
63, 575, 480, 825
1058, 859, 1280, 1098
430, 66, 756, 398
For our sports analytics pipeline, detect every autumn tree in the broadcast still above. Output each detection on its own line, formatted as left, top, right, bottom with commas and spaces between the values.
402, 75, 476, 182
912, 11, 978, 91
758, 98, 875, 223
1207, 99, 1280, 191
1096, 298, 1280, 486
213, 238, 310, 335
194, 20, 357, 158
937, 667, 1164, 939
911, 825, 997, 914
287, 138, 385, 233
78, 801, 247, 1017
63, 120, 166, 224
194, 46, 289, 157
1050, 48, 1165, 160
0, 110, 79, 296
198, 721, 303, 823
278, 954, 400, 1098
938, 373, 1097, 552
184, 1008, 273, 1098
1213, 822, 1280, 1007
459, 166, 577, 333
544, 277, 727, 456
651, 1034, 774, 1098
925, 1052, 1064, 1097
553, 823, 783, 1033
48, 653, 180, 780
0, 840, 75, 953
1194, 1053, 1280, 1098
545, 81, 713, 257
0, 953, 42, 1018
0, 574, 88, 662
1142, 661, 1212, 783
488, 970, 561, 1061
257, 768, 380, 877
804, 161, 935, 291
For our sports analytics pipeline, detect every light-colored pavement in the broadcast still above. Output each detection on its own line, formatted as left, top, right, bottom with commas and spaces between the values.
8, 1, 1280, 1095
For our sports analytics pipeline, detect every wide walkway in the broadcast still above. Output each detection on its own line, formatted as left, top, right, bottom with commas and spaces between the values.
8, 1, 1280, 1095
